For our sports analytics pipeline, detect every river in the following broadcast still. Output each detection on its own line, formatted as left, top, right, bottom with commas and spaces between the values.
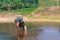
0, 21, 60, 40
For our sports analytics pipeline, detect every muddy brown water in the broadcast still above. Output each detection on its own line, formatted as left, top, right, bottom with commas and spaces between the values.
0, 21, 60, 40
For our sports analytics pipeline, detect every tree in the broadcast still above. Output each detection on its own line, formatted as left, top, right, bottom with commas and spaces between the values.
1, 0, 11, 10
0, 0, 39, 10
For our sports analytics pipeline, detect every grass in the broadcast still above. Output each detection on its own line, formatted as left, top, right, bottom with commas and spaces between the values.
0, 7, 37, 15
19, 7, 37, 15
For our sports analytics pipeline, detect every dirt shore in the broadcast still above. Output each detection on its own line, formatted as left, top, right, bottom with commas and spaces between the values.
0, 13, 60, 23
0, 17, 60, 23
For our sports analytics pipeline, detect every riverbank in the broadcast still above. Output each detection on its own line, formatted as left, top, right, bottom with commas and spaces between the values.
0, 16, 60, 23
0, 13, 60, 23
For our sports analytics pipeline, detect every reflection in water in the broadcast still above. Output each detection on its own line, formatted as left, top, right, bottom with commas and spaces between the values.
37, 27, 60, 40
58, 27, 60, 35
0, 22, 60, 40
0, 32, 10, 40
0, 35, 9, 40
19, 32, 26, 40
27, 25, 60, 40
17, 26, 27, 40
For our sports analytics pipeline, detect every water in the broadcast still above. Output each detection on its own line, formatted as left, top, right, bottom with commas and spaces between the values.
0, 35, 9, 40
25, 25, 60, 40
0, 22, 60, 40
36, 27, 60, 40
0, 32, 10, 40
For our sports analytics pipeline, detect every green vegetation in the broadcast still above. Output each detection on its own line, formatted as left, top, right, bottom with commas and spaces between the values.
20, 7, 37, 15
0, 0, 60, 15
0, 0, 39, 14
0, 0, 39, 10
39, 0, 60, 7
1, 7, 36, 15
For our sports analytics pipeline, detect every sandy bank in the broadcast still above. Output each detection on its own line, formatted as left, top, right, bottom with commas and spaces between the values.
0, 17, 60, 23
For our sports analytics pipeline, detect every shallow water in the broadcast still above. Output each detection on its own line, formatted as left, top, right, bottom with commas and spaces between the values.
0, 22, 60, 40
27, 26, 60, 40
0, 35, 9, 40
